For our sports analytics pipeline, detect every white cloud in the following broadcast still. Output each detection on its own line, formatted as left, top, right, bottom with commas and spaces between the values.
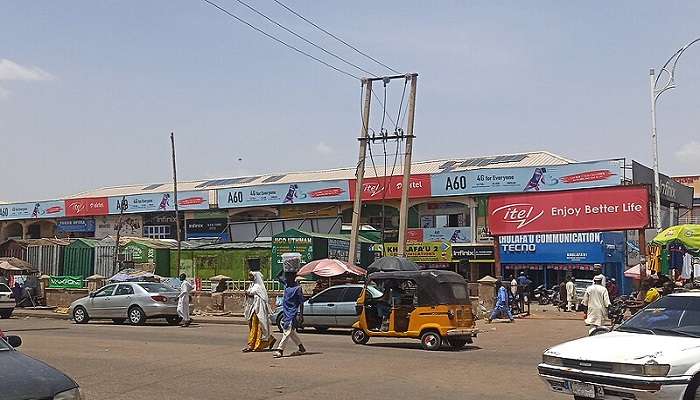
0, 59, 54, 98
315, 141, 334, 155
675, 141, 700, 167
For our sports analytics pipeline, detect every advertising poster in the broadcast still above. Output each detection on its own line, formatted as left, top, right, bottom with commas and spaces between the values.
108, 191, 209, 214
407, 227, 471, 243
383, 241, 452, 263
94, 215, 143, 239
218, 180, 350, 209
498, 232, 605, 264
488, 186, 650, 235
349, 174, 431, 201
56, 218, 96, 233
327, 238, 361, 263
65, 197, 109, 217
0, 200, 65, 220
431, 160, 622, 197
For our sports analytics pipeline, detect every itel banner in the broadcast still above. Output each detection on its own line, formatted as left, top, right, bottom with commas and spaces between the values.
349, 174, 432, 201
432, 160, 622, 197
109, 191, 209, 214
65, 197, 109, 217
488, 186, 650, 235
0, 200, 65, 220
218, 180, 350, 208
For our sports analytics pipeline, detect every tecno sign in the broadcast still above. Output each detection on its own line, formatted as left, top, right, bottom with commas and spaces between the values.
488, 186, 649, 235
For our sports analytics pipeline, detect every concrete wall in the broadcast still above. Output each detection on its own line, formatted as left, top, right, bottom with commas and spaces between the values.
45, 288, 90, 308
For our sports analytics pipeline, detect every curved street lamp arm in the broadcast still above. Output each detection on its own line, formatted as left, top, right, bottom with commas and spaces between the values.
654, 37, 700, 101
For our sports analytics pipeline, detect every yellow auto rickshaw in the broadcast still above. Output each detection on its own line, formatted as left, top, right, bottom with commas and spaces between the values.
351, 257, 477, 351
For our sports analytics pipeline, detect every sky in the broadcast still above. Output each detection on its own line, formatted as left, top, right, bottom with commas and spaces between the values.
2, 1, 700, 202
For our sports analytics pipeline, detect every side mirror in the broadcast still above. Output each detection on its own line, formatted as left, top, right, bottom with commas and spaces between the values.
89, 292, 96, 298
7, 335, 22, 348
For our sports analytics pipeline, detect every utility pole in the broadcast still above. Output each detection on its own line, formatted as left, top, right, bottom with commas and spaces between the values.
649, 69, 663, 232
113, 196, 127, 275
171, 132, 182, 275
348, 79, 372, 266
397, 74, 418, 257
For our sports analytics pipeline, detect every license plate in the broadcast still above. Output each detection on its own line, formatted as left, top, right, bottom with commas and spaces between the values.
570, 382, 596, 398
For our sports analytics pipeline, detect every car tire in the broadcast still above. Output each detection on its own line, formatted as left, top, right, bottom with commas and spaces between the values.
112, 318, 126, 325
351, 328, 369, 345
0, 310, 12, 319
420, 331, 442, 351
128, 306, 146, 325
682, 374, 700, 400
166, 316, 182, 326
73, 306, 89, 324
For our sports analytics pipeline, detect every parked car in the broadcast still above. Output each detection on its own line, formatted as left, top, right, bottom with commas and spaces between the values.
0, 283, 16, 319
0, 329, 82, 399
272, 284, 382, 332
538, 292, 700, 400
69, 282, 182, 326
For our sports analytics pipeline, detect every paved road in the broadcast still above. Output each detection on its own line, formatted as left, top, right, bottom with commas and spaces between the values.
2, 315, 587, 399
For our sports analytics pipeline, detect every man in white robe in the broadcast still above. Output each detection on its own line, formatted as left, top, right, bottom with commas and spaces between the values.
582, 276, 610, 328
177, 273, 195, 327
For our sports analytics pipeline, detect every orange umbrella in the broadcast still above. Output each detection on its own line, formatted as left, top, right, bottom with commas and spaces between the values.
297, 259, 366, 277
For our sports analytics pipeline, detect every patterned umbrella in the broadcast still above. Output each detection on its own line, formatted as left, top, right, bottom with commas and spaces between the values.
297, 259, 366, 277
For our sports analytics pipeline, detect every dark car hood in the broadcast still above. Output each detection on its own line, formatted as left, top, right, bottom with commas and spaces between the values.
1, 349, 78, 400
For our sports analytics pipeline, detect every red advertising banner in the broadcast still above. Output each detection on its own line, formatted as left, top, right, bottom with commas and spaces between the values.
407, 228, 424, 242
487, 186, 649, 235
65, 197, 109, 217
349, 174, 432, 201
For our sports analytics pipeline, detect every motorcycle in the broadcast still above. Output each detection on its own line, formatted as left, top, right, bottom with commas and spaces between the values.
533, 284, 558, 306
588, 296, 630, 336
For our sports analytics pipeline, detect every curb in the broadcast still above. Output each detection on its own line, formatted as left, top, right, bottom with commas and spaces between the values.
11, 311, 248, 326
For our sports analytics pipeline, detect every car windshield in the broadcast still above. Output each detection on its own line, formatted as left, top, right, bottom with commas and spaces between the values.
618, 295, 700, 337
137, 283, 176, 293
0, 284, 10, 293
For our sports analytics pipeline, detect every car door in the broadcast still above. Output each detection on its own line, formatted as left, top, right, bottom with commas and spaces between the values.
89, 285, 116, 318
109, 284, 135, 318
304, 287, 345, 327
335, 286, 363, 327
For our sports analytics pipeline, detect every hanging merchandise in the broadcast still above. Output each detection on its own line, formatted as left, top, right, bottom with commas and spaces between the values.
660, 246, 670, 276
647, 244, 661, 273
682, 253, 693, 279
669, 243, 687, 270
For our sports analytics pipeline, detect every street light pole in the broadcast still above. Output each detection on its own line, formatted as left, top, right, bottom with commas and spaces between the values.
650, 37, 700, 232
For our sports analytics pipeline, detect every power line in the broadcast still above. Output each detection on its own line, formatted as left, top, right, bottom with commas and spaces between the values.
231, 0, 378, 77
200, 0, 360, 80
270, 0, 402, 75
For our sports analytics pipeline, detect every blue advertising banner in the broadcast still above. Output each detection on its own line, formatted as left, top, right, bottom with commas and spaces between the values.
108, 191, 209, 214
0, 200, 66, 221
431, 160, 622, 197
499, 232, 606, 264
218, 180, 350, 209
57, 218, 96, 233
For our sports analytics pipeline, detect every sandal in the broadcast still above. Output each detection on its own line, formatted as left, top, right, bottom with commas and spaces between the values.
241, 347, 253, 353
273, 351, 283, 358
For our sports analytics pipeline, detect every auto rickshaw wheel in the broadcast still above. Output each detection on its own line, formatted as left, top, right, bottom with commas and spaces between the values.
420, 331, 442, 351
351, 328, 369, 345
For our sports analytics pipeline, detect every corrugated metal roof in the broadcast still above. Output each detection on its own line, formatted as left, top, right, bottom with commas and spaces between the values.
65, 151, 576, 199
191, 242, 272, 250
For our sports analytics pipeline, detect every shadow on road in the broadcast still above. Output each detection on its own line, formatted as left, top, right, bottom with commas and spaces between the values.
366, 342, 482, 352
4, 327, 69, 333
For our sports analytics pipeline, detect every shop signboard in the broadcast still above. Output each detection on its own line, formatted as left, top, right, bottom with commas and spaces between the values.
56, 218, 96, 233
406, 227, 470, 243
271, 237, 314, 268
488, 186, 650, 235
382, 241, 452, 263
49, 276, 84, 289
632, 161, 693, 208
279, 204, 339, 219
327, 238, 361, 263
185, 218, 230, 240
431, 160, 622, 197
674, 176, 700, 199
349, 174, 432, 201
65, 197, 109, 217
0, 200, 65, 220
218, 180, 350, 209
109, 191, 209, 214
452, 244, 495, 261
498, 232, 605, 264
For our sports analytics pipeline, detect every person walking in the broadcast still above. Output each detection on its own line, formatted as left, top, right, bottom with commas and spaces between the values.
242, 270, 276, 352
177, 273, 195, 327
487, 281, 514, 323
273, 272, 307, 358
566, 276, 576, 312
582, 276, 610, 328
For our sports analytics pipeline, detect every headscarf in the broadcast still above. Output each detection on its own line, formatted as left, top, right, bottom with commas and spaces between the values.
244, 271, 273, 340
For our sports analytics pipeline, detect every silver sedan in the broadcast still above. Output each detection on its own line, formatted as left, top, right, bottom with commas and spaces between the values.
69, 282, 181, 326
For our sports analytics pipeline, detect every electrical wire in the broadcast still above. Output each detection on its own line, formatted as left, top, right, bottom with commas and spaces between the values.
231, 0, 378, 77
200, 0, 360, 80
270, 0, 402, 75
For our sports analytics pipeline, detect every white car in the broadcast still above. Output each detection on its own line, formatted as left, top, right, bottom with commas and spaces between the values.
539, 292, 700, 400
0, 283, 16, 319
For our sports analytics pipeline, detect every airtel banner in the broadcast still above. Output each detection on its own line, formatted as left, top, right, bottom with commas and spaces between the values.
349, 174, 432, 201
488, 186, 649, 235
65, 197, 109, 217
